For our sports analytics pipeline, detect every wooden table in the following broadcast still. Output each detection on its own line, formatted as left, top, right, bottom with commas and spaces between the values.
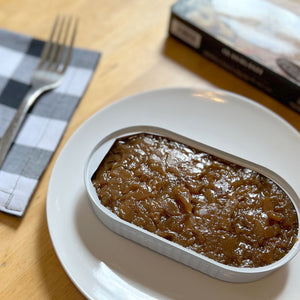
1, 0, 299, 299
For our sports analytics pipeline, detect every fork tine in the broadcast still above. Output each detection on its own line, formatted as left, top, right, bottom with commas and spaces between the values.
60, 17, 78, 73
38, 16, 60, 68
54, 16, 72, 71
47, 16, 66, 70
38, 15, 77, 73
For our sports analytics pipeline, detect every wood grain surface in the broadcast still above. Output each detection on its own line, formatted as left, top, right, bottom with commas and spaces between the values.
0, 0, 299, 299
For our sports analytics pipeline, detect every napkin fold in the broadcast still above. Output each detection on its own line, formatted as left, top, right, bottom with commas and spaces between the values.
0, 28, 100, 216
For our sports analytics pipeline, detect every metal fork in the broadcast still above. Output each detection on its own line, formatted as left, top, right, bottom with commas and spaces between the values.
0, 16, 78, 168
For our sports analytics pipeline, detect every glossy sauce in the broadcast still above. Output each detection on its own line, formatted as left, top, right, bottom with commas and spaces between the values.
92, 133, 298, 267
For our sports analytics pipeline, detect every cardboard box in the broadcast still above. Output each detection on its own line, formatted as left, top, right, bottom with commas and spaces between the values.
169, 0, 300, 113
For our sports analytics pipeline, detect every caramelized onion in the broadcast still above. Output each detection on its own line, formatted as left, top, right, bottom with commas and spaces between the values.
92, 133, 298, 267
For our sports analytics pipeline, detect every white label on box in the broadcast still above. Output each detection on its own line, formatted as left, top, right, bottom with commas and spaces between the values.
170, 18, 202, 49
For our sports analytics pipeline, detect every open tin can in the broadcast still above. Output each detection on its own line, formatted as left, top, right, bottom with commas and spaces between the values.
84, 125, 300, 283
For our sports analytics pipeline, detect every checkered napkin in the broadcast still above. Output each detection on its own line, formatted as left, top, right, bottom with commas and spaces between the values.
0, 28, 100, 216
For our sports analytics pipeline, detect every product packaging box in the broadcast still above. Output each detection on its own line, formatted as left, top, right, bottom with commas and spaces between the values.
169, 0, 300, 113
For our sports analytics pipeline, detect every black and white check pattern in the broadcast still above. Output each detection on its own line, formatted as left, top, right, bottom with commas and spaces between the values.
0, 28, 100, 216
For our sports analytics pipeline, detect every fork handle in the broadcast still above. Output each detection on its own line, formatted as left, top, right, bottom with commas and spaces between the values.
0, 86, 44, 168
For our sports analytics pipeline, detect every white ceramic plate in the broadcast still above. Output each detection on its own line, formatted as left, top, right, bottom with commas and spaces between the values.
47, 87, 300, 300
